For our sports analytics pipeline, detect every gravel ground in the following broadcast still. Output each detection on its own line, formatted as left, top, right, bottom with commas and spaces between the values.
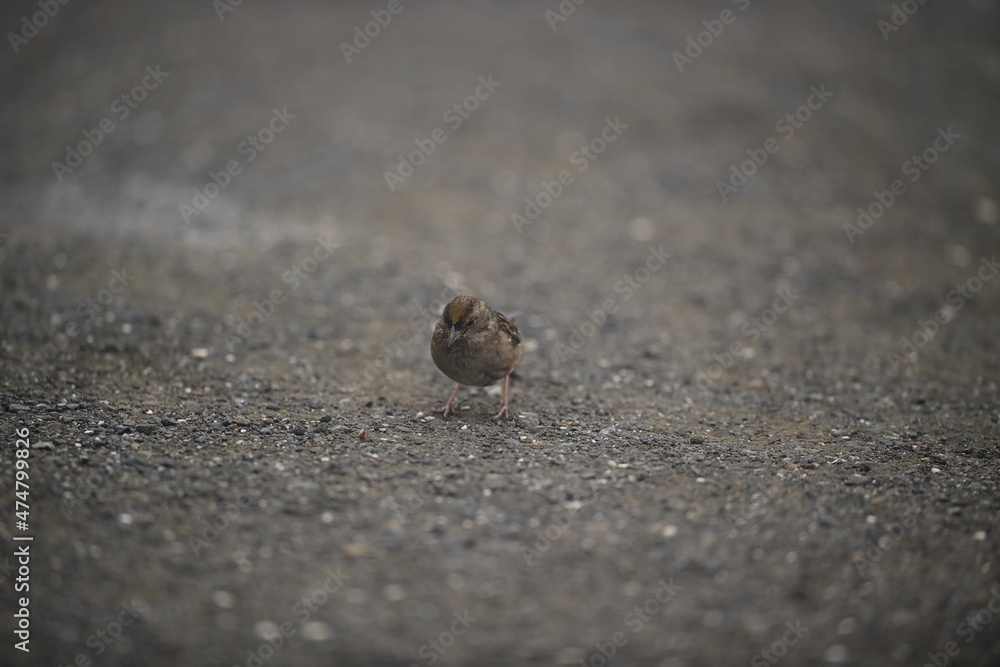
1, 1, 999, 666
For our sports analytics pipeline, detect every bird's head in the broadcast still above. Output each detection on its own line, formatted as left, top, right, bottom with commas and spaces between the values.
441, 295, 482, 346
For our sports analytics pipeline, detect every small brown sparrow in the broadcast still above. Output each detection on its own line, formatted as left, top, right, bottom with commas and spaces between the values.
431, 295, 521, 420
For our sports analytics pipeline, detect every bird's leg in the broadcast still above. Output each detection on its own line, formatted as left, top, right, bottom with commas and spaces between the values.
491, 374, 515, 420
435, 383, 462, 418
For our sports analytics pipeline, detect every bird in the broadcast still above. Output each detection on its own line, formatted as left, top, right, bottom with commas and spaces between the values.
430, 295, 521, 420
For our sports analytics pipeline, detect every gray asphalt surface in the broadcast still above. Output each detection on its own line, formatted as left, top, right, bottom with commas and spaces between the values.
1, 1, 999, 666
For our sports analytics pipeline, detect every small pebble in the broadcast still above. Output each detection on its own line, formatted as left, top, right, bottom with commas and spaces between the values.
254, 620, 280, 640
302, 620, 333, 641
382, 584, 405, 601
823, 644, 849, 663
212, 591, 235, 609
343, 543, 371, 557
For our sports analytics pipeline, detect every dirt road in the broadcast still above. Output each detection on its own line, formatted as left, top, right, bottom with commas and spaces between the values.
1, 1, 999, 665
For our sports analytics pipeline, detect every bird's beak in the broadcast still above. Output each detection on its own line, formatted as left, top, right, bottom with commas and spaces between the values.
447, 325, 459, 346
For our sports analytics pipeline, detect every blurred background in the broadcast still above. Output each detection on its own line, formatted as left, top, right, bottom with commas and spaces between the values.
1, 0, 997, 383
1, 1, 999, 665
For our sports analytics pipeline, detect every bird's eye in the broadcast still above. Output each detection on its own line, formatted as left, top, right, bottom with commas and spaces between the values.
465, 318, 476, 328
